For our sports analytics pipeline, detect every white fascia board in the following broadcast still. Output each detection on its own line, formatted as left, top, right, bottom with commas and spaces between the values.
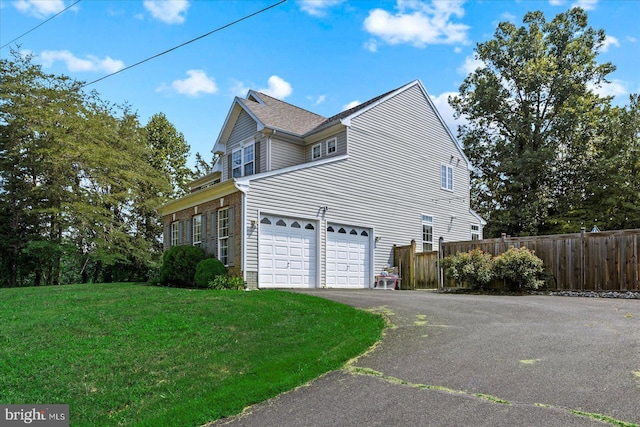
470, 209, 487, 226
234, 154, 349, 192
246, 90, 267, 105
212, 98, 265, 154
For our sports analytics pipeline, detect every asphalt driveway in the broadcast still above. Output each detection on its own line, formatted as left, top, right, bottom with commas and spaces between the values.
211, 290, 640, 426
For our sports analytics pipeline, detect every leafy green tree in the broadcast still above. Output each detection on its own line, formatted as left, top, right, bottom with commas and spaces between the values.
192, 151, 218, 179
450, 8, 614, 237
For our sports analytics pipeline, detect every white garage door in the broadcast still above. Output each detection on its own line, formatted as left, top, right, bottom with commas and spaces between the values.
326, 224, 371, 288
258, 215, 317, 288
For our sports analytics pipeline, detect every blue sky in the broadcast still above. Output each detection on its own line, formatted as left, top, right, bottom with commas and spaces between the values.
1, 0, 639, 165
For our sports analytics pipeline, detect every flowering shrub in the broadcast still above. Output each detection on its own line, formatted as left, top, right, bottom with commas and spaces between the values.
494, 247, 545, 290
440, 249, 494, 290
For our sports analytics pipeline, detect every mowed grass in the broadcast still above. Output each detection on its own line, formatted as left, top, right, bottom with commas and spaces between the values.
0, 283, 384, 426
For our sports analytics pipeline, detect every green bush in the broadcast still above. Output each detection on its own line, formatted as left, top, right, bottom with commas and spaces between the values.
440, 248, 494, 290
159, 245, 205, 287
194, 258, 227, 288
494, 246, 545, 290
208, 275, 245, 290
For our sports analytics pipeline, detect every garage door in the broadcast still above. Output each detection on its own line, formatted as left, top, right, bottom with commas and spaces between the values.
258, 215, 317, 288
326, 224, 371, 288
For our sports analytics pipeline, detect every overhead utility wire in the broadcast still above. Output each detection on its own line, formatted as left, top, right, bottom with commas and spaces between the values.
81, 0, 287, 88
1, 0, 82, 50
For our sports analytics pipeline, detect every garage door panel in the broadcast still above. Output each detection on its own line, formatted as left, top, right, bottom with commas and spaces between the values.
259, 215, 317, 288
326, 223, 371, 289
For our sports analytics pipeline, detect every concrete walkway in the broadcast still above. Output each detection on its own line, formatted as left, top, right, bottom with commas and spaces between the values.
210, 290, 640, 426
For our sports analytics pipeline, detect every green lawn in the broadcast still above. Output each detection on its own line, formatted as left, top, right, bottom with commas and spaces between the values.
0, 283, 384, 426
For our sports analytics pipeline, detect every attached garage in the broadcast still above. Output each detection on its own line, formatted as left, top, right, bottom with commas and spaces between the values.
326, 224, 372, 288
258, 214, 318, 288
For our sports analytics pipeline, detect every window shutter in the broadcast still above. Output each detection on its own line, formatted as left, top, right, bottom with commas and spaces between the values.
201, 214, 207, 252
186, 218, 192, 244
164, 225, 170, 248
228, 206, 235, 266
210, 212, 217, 257
178, 221, 184, 245
254, 141, 260, 174
226, 154, 232, 180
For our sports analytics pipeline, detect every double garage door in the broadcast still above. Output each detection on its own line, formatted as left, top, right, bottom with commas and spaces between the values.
258, 214, 371, 288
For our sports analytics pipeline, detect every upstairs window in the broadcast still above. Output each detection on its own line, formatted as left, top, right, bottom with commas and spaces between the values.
312, 143, 321, 160
232, 143, 254, 178
326, 137, 337, 155
441, 164, 453, 191
422, 215, 433, 251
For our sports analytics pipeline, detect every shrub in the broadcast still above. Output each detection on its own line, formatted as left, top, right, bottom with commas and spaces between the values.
208, 275, 245, 290
159, 245, 205, 287
494, 246, 545, 290
440, 248, 494, 290
194, 258, 227, 288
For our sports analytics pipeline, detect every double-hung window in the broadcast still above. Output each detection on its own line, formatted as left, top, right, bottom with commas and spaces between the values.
232, 143, 254, 178
471, 224, 480, 241
218, 208, 229, 265
171, 222, 179, 247
312, 143, 321, 160
326, 137, 337, 155
441, 164, 453, 191
422, 215, 433, 252
192, 215, 202, 246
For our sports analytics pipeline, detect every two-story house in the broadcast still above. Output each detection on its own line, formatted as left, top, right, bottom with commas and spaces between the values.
158, 80, 485, 289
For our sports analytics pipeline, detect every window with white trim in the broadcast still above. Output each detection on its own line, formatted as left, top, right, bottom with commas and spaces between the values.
192, 215, 202, 246
441, 164, 453, 191
422, 215, 433, 251
326, 137, 337, 155
232, 143, 254, 178
471, 224, 480, 240
312, 143, 321, 160
171, 222, 179, 247
218, 208, 229, 265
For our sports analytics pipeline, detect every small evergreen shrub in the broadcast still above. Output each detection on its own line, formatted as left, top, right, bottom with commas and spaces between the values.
440, 248, 494, 290
494, 246, 545, 290
208, 275, 245, 290
194, 258, 227, 288
159, 245, 205, 287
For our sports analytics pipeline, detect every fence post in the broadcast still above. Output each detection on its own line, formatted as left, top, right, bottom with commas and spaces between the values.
409, 240, 416, 289
438, 236, 444, 290
581, 227, 586, 291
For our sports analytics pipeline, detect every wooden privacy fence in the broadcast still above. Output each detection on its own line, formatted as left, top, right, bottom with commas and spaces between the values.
441, 229, 640, 292
393, 240, 439, 289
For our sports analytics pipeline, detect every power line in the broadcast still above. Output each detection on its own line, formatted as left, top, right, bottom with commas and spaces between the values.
81, 0, 287, 88
1, 0, 81, 50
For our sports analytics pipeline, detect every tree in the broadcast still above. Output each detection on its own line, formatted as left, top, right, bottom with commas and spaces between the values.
144, 113, 192, 198
192, 151, 217, 179
450, 8, 615, 237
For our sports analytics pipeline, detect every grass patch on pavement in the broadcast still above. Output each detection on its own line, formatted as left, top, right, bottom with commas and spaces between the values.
0, 283, 384, 426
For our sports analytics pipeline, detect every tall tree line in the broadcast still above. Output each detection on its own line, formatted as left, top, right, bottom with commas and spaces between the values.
451, 8, 640, 237
0, 52, 196, 287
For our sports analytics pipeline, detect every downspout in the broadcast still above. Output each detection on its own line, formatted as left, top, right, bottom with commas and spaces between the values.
234, 179, 250, 288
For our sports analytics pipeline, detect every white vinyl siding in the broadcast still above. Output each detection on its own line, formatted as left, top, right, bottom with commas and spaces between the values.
271, 138, 305, 170
305, 131, 347, 162
243, 83, 478, 284
223, 110, 257, 181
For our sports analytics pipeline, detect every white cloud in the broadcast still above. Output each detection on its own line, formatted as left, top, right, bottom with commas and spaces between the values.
589, 79, 627, 98
162, 70, 217, 97
144, 0, 189, 24
298, 0, 344, 16
600, 35, 619, 53
572, 0, 598, 10
259, 76, 293, 99
363, 0, 470, 49
39, 50, 124, 73
500, 12, 516, 22
549, 0, 565, 5
457, 54, 485, 76
627, 36, 638, 43
364, 39, 378, 52
230, 80, 251, 98
14, 0, 65, 18
306, 94, 327, 105
342, 100, 361, 111
430, 92, 466, 135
